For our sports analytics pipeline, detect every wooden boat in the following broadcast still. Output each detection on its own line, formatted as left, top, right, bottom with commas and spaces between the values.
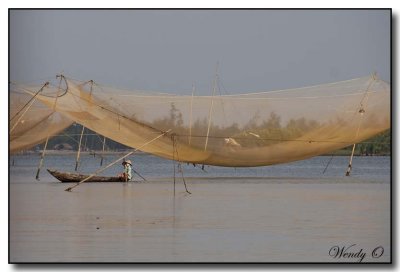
47, 169, 124, 183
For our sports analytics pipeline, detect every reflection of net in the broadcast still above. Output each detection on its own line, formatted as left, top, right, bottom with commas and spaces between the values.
10, 83, 73, 154
23, 75, 389, 166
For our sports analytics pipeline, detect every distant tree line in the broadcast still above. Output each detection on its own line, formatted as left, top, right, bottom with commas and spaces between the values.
341, 130, 391, 156
35, 123, 130, 152
33, 102, 390, 156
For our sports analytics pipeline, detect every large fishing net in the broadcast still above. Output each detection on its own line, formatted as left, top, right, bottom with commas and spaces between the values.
10, 82, 74, 154
11, 74, 390, 166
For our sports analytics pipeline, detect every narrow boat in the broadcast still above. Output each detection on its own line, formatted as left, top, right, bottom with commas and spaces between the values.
47, 169, 124, 183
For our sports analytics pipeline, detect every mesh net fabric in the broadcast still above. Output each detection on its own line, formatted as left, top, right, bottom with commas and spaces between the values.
10, 83, 74, 154
17, 75, 390, 166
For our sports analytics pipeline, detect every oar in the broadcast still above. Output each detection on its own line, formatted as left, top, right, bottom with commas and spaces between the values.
132, 168, 147, 181
65, 129, 170, 192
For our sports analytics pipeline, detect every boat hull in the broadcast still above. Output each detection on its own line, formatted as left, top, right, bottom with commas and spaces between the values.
47, 169, 124, 183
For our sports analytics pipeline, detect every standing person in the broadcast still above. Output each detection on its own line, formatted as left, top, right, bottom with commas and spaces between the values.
119, 159, 132, 182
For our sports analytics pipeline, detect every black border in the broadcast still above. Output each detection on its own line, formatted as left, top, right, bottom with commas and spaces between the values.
8, 8, 393, 265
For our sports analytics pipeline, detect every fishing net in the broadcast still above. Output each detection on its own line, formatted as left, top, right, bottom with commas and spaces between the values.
14, 74, 390, 166
10, 82, 74, 154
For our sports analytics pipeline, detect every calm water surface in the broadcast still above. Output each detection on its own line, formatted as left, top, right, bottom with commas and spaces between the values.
10, 154, 391, 262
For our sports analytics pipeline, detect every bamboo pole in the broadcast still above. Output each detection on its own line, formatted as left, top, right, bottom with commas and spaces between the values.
173, 138, 191, 194
172, 134, 176, 197
345, 144, 356, 176
132, 168, 147, 181
11, 82, 49, 133
204, 64, 218, 151
100, 136, 106, 166
188, 84, 195, 145
345, 74, 375, 176
35, 76, 64, 180
65, 129, 171, 192
74, 81, 93, 171
74, 126, 85, 171
35, 139, 50, 180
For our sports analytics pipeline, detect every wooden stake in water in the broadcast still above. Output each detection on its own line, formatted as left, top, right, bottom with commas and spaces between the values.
100, 136, 106, 166
172, 134, 176, 197
35, 76, 64, 180
204, 63, 218, 151
345, 74, 375, 176
74, 81, 93, 171
36, 139, 50, 180
345, 144, 356, 176
75, 125, 85, 171
189, 84, 195, 145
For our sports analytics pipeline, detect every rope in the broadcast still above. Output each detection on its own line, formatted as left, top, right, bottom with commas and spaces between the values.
65, 82, 163, 134
54, 76, 388, 149
166, 133, 371, 145
212, 76, 368, 97
10, 83, 49, 134
10, 129, 390, 147
66, 89, 382, 101
173, 135, 191, 194
131, 168, 147, 182
322, 153, 335, 174
62, 74, 371, 97
10, 76, 54, 86
65, 129, 171, 192
23, 75, 69, 99
60, 131, 84, 146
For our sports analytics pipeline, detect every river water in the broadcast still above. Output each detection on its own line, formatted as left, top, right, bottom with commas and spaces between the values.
10, 154, 391, 263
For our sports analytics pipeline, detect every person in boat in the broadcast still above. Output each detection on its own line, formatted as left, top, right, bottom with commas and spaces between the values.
119, 159, 132, 182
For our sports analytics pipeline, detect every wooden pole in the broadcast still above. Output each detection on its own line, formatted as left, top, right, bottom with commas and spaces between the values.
35, 76, 64, 180
172, 135, 176, 197
345, 74, 375, 176
36, 140, 50, 180
179, 164, 191, 194
65, 129, 171, 192
11, 82, 49, 133
345, 144, 356, 176
189, 84, 195, 145
100, 136, 106, 166
74, 81, 93, 171
204, 63, 218, 151
132, 168, 147, 181
174, 141, 191, 194
75, 126, 85, 171
172, 134, 191, 194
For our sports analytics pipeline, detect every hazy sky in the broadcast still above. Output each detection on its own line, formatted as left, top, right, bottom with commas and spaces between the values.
10, 9, 390, 94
